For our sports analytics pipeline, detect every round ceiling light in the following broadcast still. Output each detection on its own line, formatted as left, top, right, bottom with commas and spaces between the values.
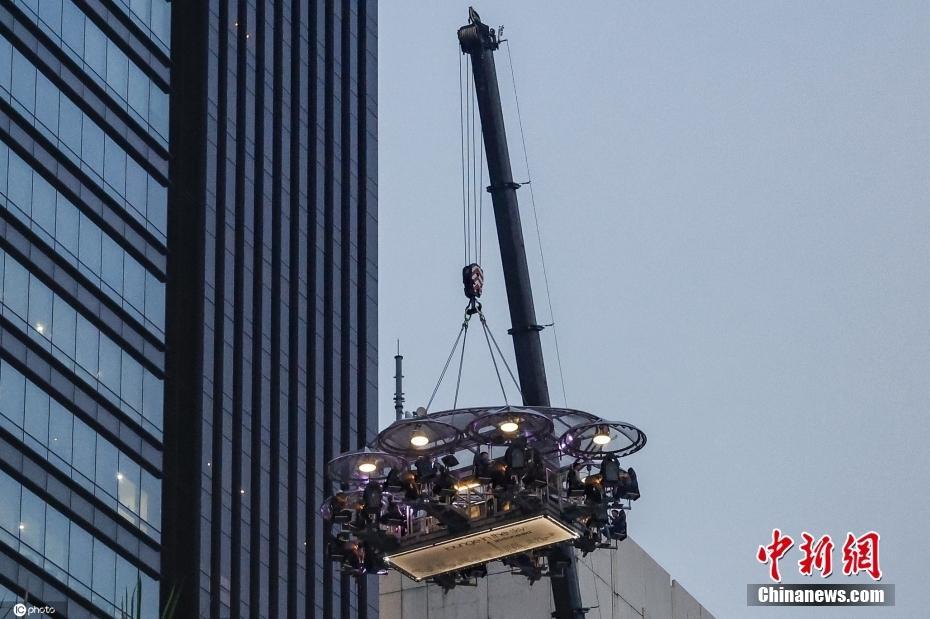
410, 431, 430, 447
357, 462, 377, 473
592, 427, 611, 445
499, 421, 519, 433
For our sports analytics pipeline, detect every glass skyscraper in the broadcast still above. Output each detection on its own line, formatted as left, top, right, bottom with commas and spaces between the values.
1, 1, 374, 616
0, 0, 170, 618
163, 2, 378, 619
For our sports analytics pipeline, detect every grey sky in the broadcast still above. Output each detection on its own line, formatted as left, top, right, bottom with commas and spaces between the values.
377, 2, 930, 617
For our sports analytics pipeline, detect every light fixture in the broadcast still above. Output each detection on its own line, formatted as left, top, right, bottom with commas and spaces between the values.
18, 523, 25, 531
358, 462, 377, 474
35, 323, 45, 334
499, 420, 519, 433
116, 473, 124, 481
409, 427, 429, 447
593, 426, 611, 445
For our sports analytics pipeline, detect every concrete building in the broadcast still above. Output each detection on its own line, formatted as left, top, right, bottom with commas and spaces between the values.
380, 538, 714, 619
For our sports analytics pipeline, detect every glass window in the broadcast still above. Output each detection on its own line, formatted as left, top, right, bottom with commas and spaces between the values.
101, 234, 124, 296
0, 38, 11, 93
0, 471, 20, 534
48, 400, 73, 465
2, 256, 29, 318
34, 72, 60, 135
51, 296, 77, 360
60, 2, 84, 55
31, 172, 56, 235
103, 136, 127, 197
115, 555, 139, 609
105, 42, 129, 101
37, 0, 63, 31
71, 420, 97, 484
0, 362, 26, 431
120, 353, 143, 414
68, 521, 93, 588
74, 315, 99, 377
124, 256, 144, 311
92, 538, 116, 605
83, 21, 106, 79
6, 149, 32, 212
55, 194, 79, 257
96, 438, 119, 497
27, 274, 54, 339
24, 381, 50, 448
44, 504, 70, 570
10, 51, 36, 112
58, 97, 83, 157
11, 1, 169, 145
80, 115, 105, 173
19, 488, 46, 556
97, 336, 121, 395
0, 144, 165, 337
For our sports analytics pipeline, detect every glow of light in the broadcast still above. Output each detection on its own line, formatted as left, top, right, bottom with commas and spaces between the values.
240, 489, 246, 495
499, 421, 519, 433
116, 473, 124, 481
592, 433, 611, 446
35, 323, 45, 334
410, 432, 430, 447
18, 523, 25, 530
358, 462, 377, 474
454, 479, 481, 492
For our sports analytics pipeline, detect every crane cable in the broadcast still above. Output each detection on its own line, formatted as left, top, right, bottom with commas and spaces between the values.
503, 40, 569, 407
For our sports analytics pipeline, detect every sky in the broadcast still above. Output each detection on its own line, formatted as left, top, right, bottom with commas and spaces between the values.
377, 2, 930, 617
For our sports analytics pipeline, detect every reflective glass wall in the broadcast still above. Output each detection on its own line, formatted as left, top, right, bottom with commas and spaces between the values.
0, 0, 169, 617
164, 1, 378, 618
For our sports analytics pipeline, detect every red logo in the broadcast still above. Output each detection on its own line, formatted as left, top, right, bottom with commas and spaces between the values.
798, 532, 834, 578
756, 528, 794, 583
842, 531, 882, 581
757, 530, 882, 582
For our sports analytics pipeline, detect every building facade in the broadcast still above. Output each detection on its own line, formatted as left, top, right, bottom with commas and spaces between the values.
0, 0, 170, 617
380, 538, 716, 619
163, 2, 378, 619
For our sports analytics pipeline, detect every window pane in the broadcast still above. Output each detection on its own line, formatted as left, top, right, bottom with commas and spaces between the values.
2, 255, 30, 318
60, 2, 85, 56
0, 471, 20, 534
48, 400, 73, 465
6, 151, 32, 211
44, 505, 69, 570
19, 488, 46, 555
31, 172, 56, 236
55, 195, 80, 257
51, 295, 76, 358
68, 522, 93, 586
74, 315, 98, 376
0, 362, 26, 432
34, 72, 60, 135
105, 42, 129, 100
71, 420, 96, 483
83, 22, 106, 79
27, 274, 53, 338
78, 214, 101, 274
92, 539, 116, 603
23, 380, 49, 446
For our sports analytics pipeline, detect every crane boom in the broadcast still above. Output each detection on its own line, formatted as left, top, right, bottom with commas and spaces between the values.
457, 9, 585, 618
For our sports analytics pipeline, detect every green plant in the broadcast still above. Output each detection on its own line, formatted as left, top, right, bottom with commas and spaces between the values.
118, 576, 180, 619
